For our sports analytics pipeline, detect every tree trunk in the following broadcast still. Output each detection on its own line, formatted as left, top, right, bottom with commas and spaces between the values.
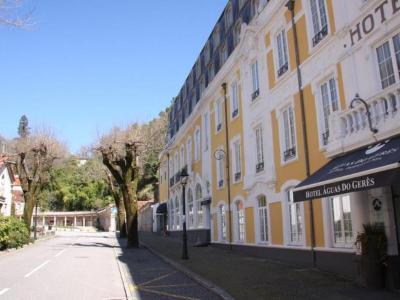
115, 196, 127, 238
121, 183, 139, 248
22, 192, 35, 229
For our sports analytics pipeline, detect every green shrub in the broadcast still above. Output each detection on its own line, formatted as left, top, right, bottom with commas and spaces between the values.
0, 216, 30, 250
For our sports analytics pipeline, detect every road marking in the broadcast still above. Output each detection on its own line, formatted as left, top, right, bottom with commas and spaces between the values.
0, 288, 9, 296
24, 260, 51, 278
54, 249, 67, 257
138, 271, 177, 286
138, 286, 200, 300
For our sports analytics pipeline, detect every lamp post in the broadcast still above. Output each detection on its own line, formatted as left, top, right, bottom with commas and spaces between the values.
179, 167, 189, 260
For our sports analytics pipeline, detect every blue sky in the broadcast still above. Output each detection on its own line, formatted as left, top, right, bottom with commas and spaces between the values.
0, 0, 227, 153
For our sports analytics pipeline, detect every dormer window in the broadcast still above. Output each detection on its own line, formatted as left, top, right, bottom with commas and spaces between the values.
225, 3, 233, 28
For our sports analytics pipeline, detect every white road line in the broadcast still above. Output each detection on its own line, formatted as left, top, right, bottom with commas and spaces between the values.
24, 260, 51, 278
0, 288, 10, 296
55, 249, 67, 257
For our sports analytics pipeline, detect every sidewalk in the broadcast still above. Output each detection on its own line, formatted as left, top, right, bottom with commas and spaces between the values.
140, 232, 399, 300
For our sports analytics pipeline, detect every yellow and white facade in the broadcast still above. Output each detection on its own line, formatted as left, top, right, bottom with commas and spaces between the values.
157, 0, 400, 285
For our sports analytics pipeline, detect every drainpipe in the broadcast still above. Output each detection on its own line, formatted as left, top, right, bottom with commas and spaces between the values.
222, 82, 233, 250
286, 0, 316, 267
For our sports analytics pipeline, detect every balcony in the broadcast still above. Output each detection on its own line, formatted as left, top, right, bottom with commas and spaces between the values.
312, 25, 328, 47
326, 86, 400, 157
283, 147, 296, 161
251, 89, 260, 101
256, 162, 264, 173
277, 62, 288, 77
232, 108, 239, 118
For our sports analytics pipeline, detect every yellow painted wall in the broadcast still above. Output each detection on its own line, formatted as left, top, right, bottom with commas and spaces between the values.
264, 32, 271, 48
245, 207, 255, 244
284, 0, 302, 23
287, 15, 310, 70
326, 0, 336, 34
267, 51, 276, 89
336, 63, 346, 109
212, 213, 218, 241
270, 202, 284, 245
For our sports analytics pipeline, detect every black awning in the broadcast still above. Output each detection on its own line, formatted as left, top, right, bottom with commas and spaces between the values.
156, 203, 167, 214
293, 137, 400, 202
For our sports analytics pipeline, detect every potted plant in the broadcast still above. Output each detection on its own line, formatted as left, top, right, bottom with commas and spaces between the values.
355, 223, 387, 289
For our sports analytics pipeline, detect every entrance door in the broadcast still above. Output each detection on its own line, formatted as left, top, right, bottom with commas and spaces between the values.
391, 184, 400, 249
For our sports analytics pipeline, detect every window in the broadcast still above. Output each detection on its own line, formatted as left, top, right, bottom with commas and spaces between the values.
216, 151, 224, 188
204, 43, 211, 64
276, 29, 289, 77
196, 60, 201, 79
196, 184, 203, 227
174, 152, 179, 176
234, 22, 241, 46
231, 81, 239, 118
169, 158, 174, 186
215, 99, 223, 132
174, 197, 180, 230
188, 189, 194, 228
180, 145, 185, 170
236, 201, 245, 242
220, 44, 228, 66
219, 204, 227, 240
232, 140, 242, 182
251, 0, 259, 17
225, 4, 233, 28
204, 113, 210, 151
320, 78, 339, 145
330, 195, 353, 247
282, 106, 296, 162
209, 64, 215, 82
200, 79, 206, 97
187, 139, 192, 173
255, 126, 264, 173
251, 61, 260, 100
376, 33, 400, 89
287, 188, 303, 244
194, 129, 201, 161
258, 195, 268, 242
310, 0, 328, 47
213, 27, 220, 50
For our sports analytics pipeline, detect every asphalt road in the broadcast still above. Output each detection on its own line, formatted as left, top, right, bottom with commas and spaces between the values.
0, 232, 126, 300
0, 232, 220, 300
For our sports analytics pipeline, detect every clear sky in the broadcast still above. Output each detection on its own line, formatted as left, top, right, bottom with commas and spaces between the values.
0, 0, 227, 153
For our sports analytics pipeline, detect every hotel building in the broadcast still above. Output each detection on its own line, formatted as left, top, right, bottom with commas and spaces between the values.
156, 0, 400, 286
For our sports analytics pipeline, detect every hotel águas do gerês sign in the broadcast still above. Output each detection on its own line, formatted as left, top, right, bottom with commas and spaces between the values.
349, 0, 400, 47
293, 138, 400, 202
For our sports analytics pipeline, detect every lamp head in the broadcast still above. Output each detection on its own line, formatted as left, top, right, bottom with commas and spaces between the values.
180, 168, 189, 186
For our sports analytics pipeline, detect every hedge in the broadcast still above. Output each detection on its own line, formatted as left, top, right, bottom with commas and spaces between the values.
0, 215, 30, 250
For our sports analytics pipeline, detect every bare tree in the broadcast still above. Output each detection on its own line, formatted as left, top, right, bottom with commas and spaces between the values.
10, 128, 67, 227
0, 0, 33, 28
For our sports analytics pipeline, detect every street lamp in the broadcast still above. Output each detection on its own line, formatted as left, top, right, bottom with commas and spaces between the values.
180, 167, 189, 260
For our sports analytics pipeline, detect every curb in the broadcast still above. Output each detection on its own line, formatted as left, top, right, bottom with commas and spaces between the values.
112, 238, 133, 300
140, 241, 235, 300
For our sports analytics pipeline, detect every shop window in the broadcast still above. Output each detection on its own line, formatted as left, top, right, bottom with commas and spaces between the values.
236, 200, 245, 242
287, 188, 304, 245
258, 195, 268, 242
196, 184, 203, 228
330, 195, 353, 247
310, 0, 328, 47
219, 204, 227, 241
188, 189, 194, 228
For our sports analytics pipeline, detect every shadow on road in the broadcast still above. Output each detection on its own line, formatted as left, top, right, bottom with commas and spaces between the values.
115, 235, 219, 300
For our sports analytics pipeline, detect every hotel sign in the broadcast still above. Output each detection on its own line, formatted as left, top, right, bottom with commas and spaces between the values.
293, 138, 400, 202
350, 0, 400, 46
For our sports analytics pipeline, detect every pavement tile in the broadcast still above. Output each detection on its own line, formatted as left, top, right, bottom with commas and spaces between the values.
139, 232, 400, 300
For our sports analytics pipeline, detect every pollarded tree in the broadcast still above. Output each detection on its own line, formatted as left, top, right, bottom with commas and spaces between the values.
11, 129, 67, 227
105, 171, 127, 238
